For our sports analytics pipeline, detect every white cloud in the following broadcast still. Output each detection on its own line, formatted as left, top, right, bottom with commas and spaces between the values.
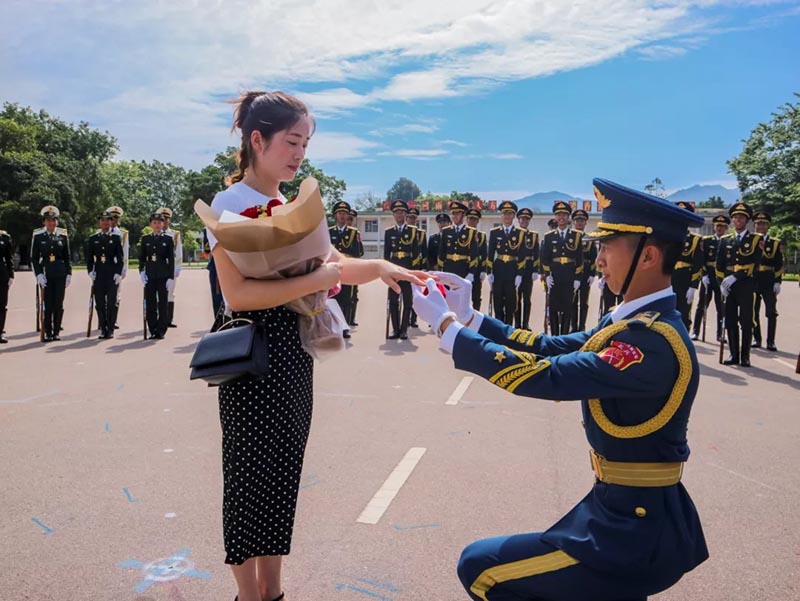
489, 153, 524, 160
306, 132, 381, 163
377, 149, 450, 159
439, 139, 469, 147
368, 122, 440, 136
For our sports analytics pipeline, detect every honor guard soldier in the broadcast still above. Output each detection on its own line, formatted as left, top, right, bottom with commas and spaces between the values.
717, 202, 762, 367
329, 201, 362, 337
670, 202, 704, 330
466, 208, 488, 311
412, 177, 708, 601
752, 210, 783, 351
486, 201, 523, 325
346, 208, 364, 326
541, 201, 583, 335
570, 208, 597, 332
157, 207, 182, 328
438, 201, 479, 280
86, 211, 124, 339
31, 206, 72, 342
427, 213, 450, 270
0, 226, 13, 343
139, 212, 175, 339
514, 207, 539, 329
406, 206, 427, 327
107, 206, 129, 329
691, 214, 729, 341
384, 200, 419, 339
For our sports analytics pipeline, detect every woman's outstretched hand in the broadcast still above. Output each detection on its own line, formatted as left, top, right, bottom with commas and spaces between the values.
379, 262, 429, 293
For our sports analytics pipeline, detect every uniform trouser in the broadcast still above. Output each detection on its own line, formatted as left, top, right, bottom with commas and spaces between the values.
549, 282, 573, 336
334, 284, 354, 327
571, 279, 590, 333
492, 278, 517, 325
514, 277, 533, 329
472, 274, 483, 311
145, 277, 168, 336
457, 531, 674, 601
692, 282, 723, 339
388, 281, 412, 334
724, 278, 755, 361
351, 285, 359, 324
109, 278, 122, 326
0, 275, 8, 333
753, 286, 778, 346
43, 276, 66, 336
94, 280, 118, 334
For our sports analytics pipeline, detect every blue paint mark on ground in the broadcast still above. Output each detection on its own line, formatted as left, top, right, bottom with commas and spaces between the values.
299, 477, 321, 490
353, 578, 401, 592
123, 487, 138, 503
335, 583, 393, 600
120, 548, 211, 594
31, 518, 53, 535
393, 523, 440, 531
105, 422, 111, 432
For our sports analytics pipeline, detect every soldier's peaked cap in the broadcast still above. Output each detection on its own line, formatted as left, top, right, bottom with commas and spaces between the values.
517, 208, 533, 218
40, 206, 60, 219
571, 209, 589, 220
466, 208, 482, 219
332, 200, 351, 214
449, 200, 467, 212
348, 208, 357, 217
712, 214, 731, 225
99, 210, 115, 220
107, 206, 124, 218
753, 210, 771, 223
391, 200, 409, 212
156, 207, 173, 218
552, 201, 571, 215
435, 213, 451, 223
499, 201, 518, 213
407, 207, 420, 216
728, 202, 752, 219
149, 212, 165, 221
586, 178, 704, 242
675, 201, 696, 213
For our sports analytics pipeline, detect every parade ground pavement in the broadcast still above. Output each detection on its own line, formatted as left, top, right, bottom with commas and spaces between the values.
2, 270, 798, 601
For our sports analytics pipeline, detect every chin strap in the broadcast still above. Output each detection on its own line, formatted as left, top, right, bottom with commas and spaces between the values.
619, 234, 649, 297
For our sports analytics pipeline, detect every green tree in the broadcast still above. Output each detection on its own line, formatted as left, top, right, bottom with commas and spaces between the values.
449, 190, 481, 204
386, 177, 421, 202
728, 93, 800, 224
643, 177, 666, 198
698, 195, 725, 209
280, 158, 347, 211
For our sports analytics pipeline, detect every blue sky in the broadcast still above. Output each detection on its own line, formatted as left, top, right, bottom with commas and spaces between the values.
2, 0, 799, 202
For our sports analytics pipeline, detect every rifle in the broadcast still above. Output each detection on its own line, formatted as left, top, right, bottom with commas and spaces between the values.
795, 351, 799, 375
142, 286, 148, 341
86, 285, 94, 338
543, 286, 550, 335
38, 284, 45, 342
385, 295, 390, 339
488, 280, 494, 318
35, 282, 41, 333
718, 296, 727, 364
700, 280, 708, 343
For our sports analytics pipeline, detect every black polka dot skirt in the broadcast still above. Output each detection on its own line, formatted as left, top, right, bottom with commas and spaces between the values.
218, 306, 314, 565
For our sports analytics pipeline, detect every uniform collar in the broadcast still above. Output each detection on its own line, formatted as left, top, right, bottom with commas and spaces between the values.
611, 286, 674, 323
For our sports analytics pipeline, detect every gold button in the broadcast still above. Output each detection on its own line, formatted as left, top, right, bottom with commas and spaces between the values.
635, 507, 647, 518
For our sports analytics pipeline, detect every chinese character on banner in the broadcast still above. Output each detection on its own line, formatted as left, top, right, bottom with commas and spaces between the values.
408, 200, 417, 210
421, 201, 430, 212
487, 200, 498, 212
382, 201, 391, 211
434, 200, 443, 212
569, 200, 578, 210
583, 200, 592, 212
474, 199, 483, 210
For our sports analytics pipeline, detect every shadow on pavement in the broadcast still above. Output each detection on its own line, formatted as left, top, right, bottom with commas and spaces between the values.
105, 339, 156, 353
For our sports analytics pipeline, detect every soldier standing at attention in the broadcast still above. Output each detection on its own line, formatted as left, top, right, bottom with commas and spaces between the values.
487, 201, 523, 325
514, 207, 539, 330
751, 210, 783, 351
384, 200, 418, 339
670, 202, 704, 330
139, 212, 175, 340
329, 201, 361, 338
0, 226, 13, 343
157, 207, 182, 328
438, 201, 479, 280
346, 208, 364, 327
691, 214, 729, 341
570, 209, 597, 332
466, 208, 488, 311
406, 206, 427, 328
717, 202, 761, 367
107, 206, 129, 329
428, 213, 450, 270
86, 211, 124, 339
540, 201, 583, 335
31, 206, 71, 342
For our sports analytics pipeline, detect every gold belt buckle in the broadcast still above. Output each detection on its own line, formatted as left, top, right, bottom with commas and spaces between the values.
589, 449, 605, 481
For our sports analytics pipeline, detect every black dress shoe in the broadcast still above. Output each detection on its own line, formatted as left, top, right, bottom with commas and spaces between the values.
410, 322, 419, 328
751, 341, 761, 349
53, 334, 61, 341
168, 323, 177, 328
114, 323, 120, 329
98, 333, 107, 340
722, 356, 739, 365
0, 336, 7, 344
155, 333, 165, 339
350, 321, 359, 327
740, 358, 751, 367
148, 334, 158, 340
388, 332, 400, 340
399, 332, 408, 340
690, 332, 699, 341
766, 343, 777, 352
343, 330, 351, 339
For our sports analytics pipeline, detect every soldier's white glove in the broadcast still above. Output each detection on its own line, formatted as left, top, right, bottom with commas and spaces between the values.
113, 274, 122, 285
432, 271, 473, 323
774, 283, 781, 295
531, 273, 539, 282
546, 274, 554, 290
487, 274, 494, 285
37, 274, 47, 287
140, 272, 148, 285
587, 276, 595, 287
597, 277, 605, 290
479, 272, 486, 282
686, 288, 696, 304
8, 278, 13, 288
89, 271, 96, 282
65, 275, 71, 288
175, 266, 181, 278
573, 280, 581, 291
166, 279, 175, 292
121, 268, 128, 279
701, 275, 710, 287
514, 275, 522, 288
720, 275, 736, 296
465, 273, 474, 283
412, 279, 455, 336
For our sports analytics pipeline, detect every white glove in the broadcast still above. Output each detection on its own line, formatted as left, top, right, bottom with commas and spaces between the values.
597, 278, 605, 290
701, 275, 710, 287
8, 278, 12, 288
89, 271, 96, 282
65, 275, 71, 288
37, 274, 47, 287
175, 266, 181, 278
412, 279, 455, 335
487, 274, 494, 285
587, 276, 595, 287
531, 273, 539, 282
774, 283, 781, 295
121, 268, 128, 279
166, 279, 175, 292
573, 280, 581, 291
479, 272, 486, 282
140, 272, 148, 285
721, 275, 736, 292
546, 275, 554, 290
431, 271, 473, 323
113, 274, 122, 285
686, 288, 696, 304
514, 275, 522, 288
465, 273, 475, 283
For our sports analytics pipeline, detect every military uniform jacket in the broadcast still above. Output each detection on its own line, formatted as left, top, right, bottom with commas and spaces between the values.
540, 228, 584, 282
427, 232, 442, 270
449, 294, 708, 578
384, 225, 419, 269
437, 225, 479, 273
671, 232, 704, 292
164, 228, 183, 268
474, 230, 488, 277
329, 225, 363, 259
487, 226, 524, 279
578, 237, 597, 282
0, 231, 13, 280
413, 228, 427, 269
700, 235, 722, 285
518, 230, 540, 278
757, 236, 784, 286
86, 231, 124, 279
31, 229, 72, 278
715, 231, 762, 282
139, 233, 175, 279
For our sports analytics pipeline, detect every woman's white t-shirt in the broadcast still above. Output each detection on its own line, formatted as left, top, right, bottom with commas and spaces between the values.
205, 182, 285, 252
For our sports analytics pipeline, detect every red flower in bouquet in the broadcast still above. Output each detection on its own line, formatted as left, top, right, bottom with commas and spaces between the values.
240, 198, 284, 219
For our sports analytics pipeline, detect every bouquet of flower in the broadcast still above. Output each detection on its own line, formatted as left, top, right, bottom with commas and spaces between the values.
195, 177, 346, 360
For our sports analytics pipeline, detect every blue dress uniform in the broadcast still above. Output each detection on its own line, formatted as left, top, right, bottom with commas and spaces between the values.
139, 216, 175, 339
751, 211, 783, 351
540, 202, 584, 336
329, 201, 362, 331
570, 209, 597, 333
31, 207, 72, 341
86, 214, 124, 339
442, 179, 708, 601
487, 202, 524, 325
0, 229, 13, 342
384, 200, 419, 339
670, 202, 704, 330
514, 208, 539, 330
691, 215, 728, 341
437, 201, 480, 278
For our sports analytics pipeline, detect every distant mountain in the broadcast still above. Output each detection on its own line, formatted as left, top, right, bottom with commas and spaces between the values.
667, 185, 740, 205
514, 191, 580, 212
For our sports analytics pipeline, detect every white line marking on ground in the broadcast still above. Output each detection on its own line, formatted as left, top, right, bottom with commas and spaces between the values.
773, 358, 795, 370
0, 390, 61, 405
356, 447, 426, 525
704, 461, 787, 493
446, 377, 474, 405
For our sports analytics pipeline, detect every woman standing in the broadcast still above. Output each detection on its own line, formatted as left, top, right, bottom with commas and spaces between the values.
207, 91, 426, 601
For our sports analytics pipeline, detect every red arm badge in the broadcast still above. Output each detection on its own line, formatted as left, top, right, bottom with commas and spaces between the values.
597, 340, 644, 371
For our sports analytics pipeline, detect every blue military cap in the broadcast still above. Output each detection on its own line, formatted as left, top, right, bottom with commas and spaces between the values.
391, 200, 409, 213
332, 200, 351, 214
587, 178, 704, 242
517, 207, 533, 219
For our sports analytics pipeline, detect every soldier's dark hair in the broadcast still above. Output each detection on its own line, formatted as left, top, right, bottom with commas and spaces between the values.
228, 91, 315, 185
631, 236, 682, 276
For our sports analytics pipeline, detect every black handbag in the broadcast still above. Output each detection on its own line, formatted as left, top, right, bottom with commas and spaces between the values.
189, 318, 268, 386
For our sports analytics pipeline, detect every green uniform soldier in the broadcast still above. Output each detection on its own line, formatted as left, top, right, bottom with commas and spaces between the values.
329, 201, 361, 338
514, 207, 540, 330
541, 201, 583, 335
427, 213, 451, 270
157, 207, 182, 328
487, 201, 523, 325
384, 200, 419, 339
691, 214, 729, 341
0, 227, 14, 343
31, 206, 72, 342
570, 209, 597, 332
139, 212, 175, 339
670, 202, 704, 330
752, 211, 783, 351
346, 208, 364, 326
466, 208, 488, 311
86, 211, 124, 339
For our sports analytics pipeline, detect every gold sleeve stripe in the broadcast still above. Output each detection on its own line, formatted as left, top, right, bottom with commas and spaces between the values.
489, 349, 551, 393
470, 550, 579, 601
508, 329, 539, 347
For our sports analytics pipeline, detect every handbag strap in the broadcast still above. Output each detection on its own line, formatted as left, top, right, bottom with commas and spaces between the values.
216, 317, 254, 332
